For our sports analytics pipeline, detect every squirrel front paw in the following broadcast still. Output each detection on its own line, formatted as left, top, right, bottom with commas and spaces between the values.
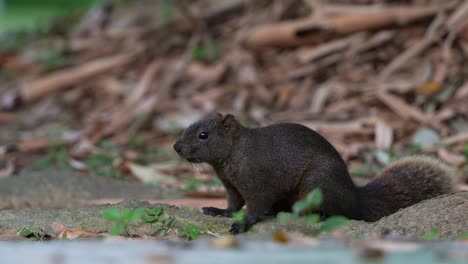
229, 215, 258, 234
229, 223, 242, 234
202, 207, 232, 217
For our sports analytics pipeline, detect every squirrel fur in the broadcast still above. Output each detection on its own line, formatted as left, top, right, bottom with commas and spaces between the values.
173, 113, 454, 233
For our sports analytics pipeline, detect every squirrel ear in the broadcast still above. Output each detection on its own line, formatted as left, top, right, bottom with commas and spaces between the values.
210, 112, 223, 121
220, 114, 238, 134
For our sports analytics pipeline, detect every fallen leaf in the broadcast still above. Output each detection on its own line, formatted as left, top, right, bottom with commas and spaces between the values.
375, 120, 393, 150
127, 162, 178, 184
416, 81, 441, 96
51, 222, 101, 239
58, 229, 100, 240
0, 159, 14, 178
210, 235, 239, 249
273, 230, 318, 247
186, 62, 228, 83
437, 148, 465, 166
17, 137, 51, 152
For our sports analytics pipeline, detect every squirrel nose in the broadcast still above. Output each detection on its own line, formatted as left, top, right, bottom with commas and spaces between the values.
173, 141, 182, 153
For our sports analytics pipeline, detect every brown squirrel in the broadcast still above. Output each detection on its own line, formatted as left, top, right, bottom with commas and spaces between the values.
173, 113, 454, 234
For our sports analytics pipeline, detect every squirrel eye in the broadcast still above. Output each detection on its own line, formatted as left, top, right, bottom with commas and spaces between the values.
198, 131, 209, 140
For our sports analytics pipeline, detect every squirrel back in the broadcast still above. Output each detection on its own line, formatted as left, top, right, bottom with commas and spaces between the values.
357, 156, 454, 221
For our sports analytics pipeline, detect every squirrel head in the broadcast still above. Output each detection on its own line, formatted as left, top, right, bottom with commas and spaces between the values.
173, 113, 240, 164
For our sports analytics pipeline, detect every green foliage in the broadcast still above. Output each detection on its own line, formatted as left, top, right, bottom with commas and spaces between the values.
157, 0, 175, 22
101, 207, 145, 236
232, 210, 246, 225
209, 178, 223, 187
277, 212, 298, 224
0, 0, 100, 33
408, 144, 423, 155
457, 231, 468, 240
319, 216, 348, 233
183, 177, 202, 192
141, 206, 176, 237
292, 188, 323, 215
350, 167, 367, 177
35, 49, 68, 72
192, 40, 222, 62
463, 143, 468, 158
17, 227, 48, 241
101, 205, 209, 240
179, 223, 206, 240
276, 187, 348, 235
85, 153, 117, 177
32, 142, 72, 171
151, 215, 176, 238
142, 206, 163, 223
421, 227, 439, 240
84, 149, 126, 179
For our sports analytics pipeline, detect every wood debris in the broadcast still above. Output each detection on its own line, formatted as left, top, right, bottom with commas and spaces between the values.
0, 0, 466, 189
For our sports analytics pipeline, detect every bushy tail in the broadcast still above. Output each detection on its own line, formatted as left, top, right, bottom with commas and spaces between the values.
357, 156, 454, 222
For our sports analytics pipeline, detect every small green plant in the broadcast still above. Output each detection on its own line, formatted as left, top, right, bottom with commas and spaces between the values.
421, 227, 439, 240
179, 223, 206, 240
85, 153, 125, 178
232, 210, 246, 225
157, 0, 175, 22
408, 144, 423, 155
141, 206, 176, 237
463, 143, 468, 158
183, 177, 202, 192
192, 40, 222, 62
35, 49, 68, 72
318, 216, 348, 233
32, 142, 72, 171
101, 207, 145, 236
18, 227, 48, 241
141, 206, 163, 223
457, 231, 468, 241
101, 206, 208, 240
277, 188, 348, 235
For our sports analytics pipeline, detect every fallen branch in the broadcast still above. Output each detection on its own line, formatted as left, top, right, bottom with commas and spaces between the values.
244, 2, 455, 47
442, 131, 468, 145
376, 91, 429, 123
1, 52, 139, 111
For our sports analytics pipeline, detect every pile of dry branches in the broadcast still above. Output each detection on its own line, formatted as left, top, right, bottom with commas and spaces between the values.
0, 0, 467, 187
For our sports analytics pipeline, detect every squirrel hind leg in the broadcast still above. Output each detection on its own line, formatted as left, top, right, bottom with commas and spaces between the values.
358, 156, 455, 222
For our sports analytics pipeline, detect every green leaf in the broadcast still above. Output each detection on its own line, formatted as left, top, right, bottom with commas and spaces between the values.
463, 143, 468, 157
110, 223, 126, 236
292, 200, 308, 214
457, 231, 468, 240
101, 208, 121, 221
18, 228, 33, 237
232, 210, 246, 225
305, 214, 320, 224
142, 216, 158, 223
144, 208, 155, 216
277, 212, 297, 224
153, 206, 163, 216
305, 188, 323, 210
421, 227, 439, 240
61, 230, 68, 240
158, 229, 167, 237
319, 216, 348, 233
128, 208, 145, 222
32, 155, 55, 170
122, 208, 132, 219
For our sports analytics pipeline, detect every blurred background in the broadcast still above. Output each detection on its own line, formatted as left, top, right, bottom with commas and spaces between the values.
0, 0, 467, 207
